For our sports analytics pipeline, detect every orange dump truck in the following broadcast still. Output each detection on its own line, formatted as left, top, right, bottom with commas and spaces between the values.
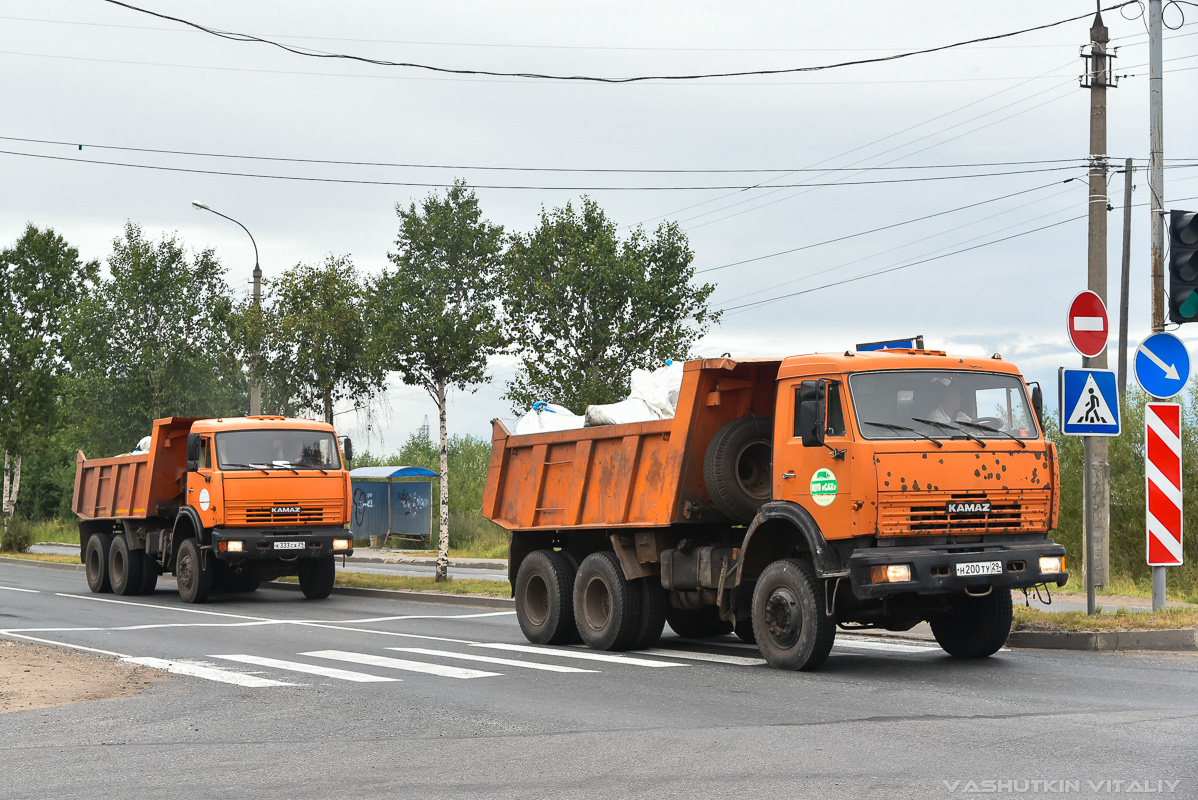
483, 350, 1068, 671
73, 416, 354, 604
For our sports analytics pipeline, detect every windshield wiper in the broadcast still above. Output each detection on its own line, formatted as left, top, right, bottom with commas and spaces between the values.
955, 419, 1027, 449
291, 465, 330, 474
861, 420, 943, 447
912, 417, 987, 448
222, 462, 271, 474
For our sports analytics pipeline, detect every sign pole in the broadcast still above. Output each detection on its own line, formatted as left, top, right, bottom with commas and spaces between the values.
1148, 0, 1168, 613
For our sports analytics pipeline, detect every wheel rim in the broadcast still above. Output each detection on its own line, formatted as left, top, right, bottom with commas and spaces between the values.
524, 573, 550, 626
763, 585, 802, 649
86, 545, 102, 583
111, 547, 125, 586
178, 551, 194, 594
735, 440, 772, 499
581, 575, 613, 632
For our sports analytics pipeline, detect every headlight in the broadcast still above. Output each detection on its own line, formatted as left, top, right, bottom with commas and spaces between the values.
227, 540, 243, 552
332, 538, 351, 551
1039, 556, 1064, 574
870, 564, 912, 583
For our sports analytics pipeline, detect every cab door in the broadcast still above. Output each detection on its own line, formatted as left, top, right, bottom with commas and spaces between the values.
187, 436, 222, 528
775, 377, 854, 539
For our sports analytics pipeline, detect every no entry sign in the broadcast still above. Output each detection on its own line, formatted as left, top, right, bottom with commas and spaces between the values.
1067, 290, 1109, 358
1146, 402, 1184, 566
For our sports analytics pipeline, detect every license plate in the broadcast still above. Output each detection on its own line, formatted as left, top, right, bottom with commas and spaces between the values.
273, 541, 305, 550
956, 560, 1003, 577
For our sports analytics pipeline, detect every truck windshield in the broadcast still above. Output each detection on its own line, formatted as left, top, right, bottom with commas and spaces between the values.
849, 370, 1038, 440
215, 429, 342, 470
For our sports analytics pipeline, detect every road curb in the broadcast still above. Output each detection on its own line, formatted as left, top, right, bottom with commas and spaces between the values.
347, 555, 506, 570
0, 555, 84, 572
265, 580, 515, 609
1007, 628, 1198, 651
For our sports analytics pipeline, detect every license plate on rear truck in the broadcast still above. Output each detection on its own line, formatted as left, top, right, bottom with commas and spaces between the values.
956, 560, 1002, 577
273, 541, 305, 550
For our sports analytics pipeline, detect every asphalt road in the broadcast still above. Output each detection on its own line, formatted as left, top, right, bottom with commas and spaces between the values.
3, 560, 1196, 800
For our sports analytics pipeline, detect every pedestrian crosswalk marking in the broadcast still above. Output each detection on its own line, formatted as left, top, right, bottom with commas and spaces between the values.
387, 647, 598, 673
210, 654, 400, 682
301, 649, 500, 679
472, 642, 686, 667
833, 638, 940, 653
122, 656, 301, 687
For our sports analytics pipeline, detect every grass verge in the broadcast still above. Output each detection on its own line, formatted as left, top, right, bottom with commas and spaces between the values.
0, 552, 79, 565
279, 571, 511, 598
1013, 605, 1198, 632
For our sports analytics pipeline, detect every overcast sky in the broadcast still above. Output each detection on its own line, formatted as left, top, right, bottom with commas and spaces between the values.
3, 1, 1197, 455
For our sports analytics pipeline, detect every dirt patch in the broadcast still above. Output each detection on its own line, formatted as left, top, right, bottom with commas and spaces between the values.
0, 639, 161, 714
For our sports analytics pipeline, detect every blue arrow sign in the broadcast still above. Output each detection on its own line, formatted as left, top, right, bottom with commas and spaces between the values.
1134, 332, 1191, 399
1059, 368, 1121, 436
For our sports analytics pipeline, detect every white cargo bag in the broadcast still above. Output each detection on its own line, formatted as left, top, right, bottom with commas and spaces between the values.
514, 402, 585, 435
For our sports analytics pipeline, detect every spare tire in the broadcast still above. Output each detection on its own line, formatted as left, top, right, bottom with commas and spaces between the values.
703, 415, 773, 523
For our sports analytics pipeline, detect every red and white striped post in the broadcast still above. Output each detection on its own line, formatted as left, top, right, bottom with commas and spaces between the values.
1146, 403, 1183, 610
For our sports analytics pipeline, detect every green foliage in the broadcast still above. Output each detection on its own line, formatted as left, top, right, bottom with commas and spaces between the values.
502, 197, 720, 414
261, 255, 381, 423
0, 516, 33, 553
65, 222, 247, 457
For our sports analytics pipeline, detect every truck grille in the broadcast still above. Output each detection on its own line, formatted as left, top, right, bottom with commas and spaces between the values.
877, 492, 1049, 536
224, 500, 342, 526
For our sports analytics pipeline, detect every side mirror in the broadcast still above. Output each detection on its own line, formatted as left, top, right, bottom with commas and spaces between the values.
185, 433, 201, 472
797, 380, 827, 448
343, 437, 353, 463
1030, 384, 1044, 433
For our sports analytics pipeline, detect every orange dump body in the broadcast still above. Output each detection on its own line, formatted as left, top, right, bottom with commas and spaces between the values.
73, 417, 196, 521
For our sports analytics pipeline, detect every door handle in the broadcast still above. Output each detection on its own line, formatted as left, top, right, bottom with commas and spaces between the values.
782, 471, 796, 479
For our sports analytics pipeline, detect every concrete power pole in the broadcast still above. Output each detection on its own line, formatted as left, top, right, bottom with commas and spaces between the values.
1118, 158, 1134, 400
251, 261, 262, 416
1148, 0, 1167, 612
1082, 10, 1114, 613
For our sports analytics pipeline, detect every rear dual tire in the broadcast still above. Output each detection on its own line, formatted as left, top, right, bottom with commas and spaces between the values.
515, 549, 580, 645
85, 533, 113, 594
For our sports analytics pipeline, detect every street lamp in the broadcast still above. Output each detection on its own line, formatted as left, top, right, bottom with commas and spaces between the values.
192, 201, 263, 415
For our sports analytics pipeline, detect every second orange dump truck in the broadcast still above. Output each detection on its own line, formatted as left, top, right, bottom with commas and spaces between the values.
73, 415, 353, 604
483, 349, 1068, 671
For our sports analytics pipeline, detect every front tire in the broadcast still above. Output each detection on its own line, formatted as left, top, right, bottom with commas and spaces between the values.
175, 539, 211, 604
84, 533, 113, 594
930, 590, 1013, 658
752, 559, 835, 671
298, 556, 336, 600
573, 552, 640, 651
109, 535, 144, 596
514, 549, 579, 645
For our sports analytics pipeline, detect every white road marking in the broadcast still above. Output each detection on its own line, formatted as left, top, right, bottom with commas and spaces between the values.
122, 656, 301, 687
301, 650, 500, 679
0, 631, 128, 658
834, 638, 939, 653
473, 642, 686, 668
388, 647, 598, 673
672, 637, 758, 651
294, 622, 478, 644
338, 611, 517, 624
638, 647, 767, 667
0, 586, 38, 593
55, 592, 269, 621
210, 654, 399, 683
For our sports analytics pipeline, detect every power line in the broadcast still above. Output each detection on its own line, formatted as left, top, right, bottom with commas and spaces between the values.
101, 0, 1140, 84
0, 148, 1122, 190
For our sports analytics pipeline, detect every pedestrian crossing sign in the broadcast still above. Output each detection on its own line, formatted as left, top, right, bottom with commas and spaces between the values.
1059, 367, 1121, 436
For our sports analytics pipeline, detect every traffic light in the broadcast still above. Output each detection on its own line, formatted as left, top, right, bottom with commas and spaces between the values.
1169, 209, 1198, 324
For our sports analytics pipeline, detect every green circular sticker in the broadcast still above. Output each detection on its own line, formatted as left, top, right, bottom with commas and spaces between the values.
810, 468, 838, 507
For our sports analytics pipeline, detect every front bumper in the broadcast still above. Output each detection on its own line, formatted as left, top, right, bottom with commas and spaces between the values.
848, 539, 1067, 600
210, 526, 354, 560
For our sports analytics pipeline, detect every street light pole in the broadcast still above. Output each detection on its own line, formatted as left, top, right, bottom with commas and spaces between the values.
192, 201, 263, 416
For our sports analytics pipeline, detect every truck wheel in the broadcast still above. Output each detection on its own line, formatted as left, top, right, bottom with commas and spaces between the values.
138, 552, 159, 595
666, 606, 733, 639
704, 415, 773, 523
752, 559, 835, 671
176, 539, 212, 604
573, 551, 640, 651
298, 556, 336, 600
109, 535, 144, 596
930, 590, 1013, 658
629, 578, 667, 650
515, 549, 579, 645
84, 533, 113, 594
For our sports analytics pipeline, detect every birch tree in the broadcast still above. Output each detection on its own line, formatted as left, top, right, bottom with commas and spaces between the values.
370, 181, 505, 580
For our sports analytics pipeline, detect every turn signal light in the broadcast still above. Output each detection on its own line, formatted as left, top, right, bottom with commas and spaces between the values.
332, 538, 351, 551
870, 564, 912, 583
1038, 556, 1064, 574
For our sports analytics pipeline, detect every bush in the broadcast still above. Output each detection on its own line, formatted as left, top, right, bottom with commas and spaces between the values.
0, 517, 34, 553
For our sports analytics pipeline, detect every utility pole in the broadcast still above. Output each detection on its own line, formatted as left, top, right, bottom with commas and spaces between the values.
1148, 0, 1167, 612
1081, 9, 1115, 614
1118, 158, 1133, 400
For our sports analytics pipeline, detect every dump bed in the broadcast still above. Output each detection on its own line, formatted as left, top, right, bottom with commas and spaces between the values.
73, 418, 196, 521
482, 359, 780, 531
